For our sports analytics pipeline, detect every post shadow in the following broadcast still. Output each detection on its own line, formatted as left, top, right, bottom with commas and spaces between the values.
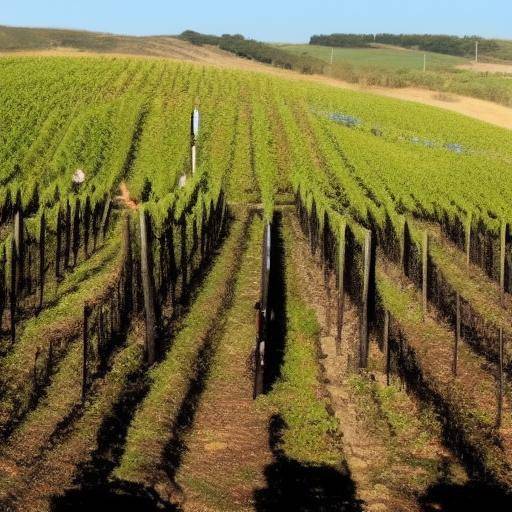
253, 415, 363, 512
263, 211, 287, 392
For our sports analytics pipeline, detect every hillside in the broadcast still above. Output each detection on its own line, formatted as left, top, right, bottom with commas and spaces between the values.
0, 54, 512, 510
0, 25, 231, 62
309, 33, 512, 63
2, 25, 512, 128
278, 43, 466, 71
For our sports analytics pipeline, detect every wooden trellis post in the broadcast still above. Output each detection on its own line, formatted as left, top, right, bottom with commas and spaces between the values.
219, 191, 227, 237
10, 239, 17, 343
82, 304, 90, 403
122, 214, 133, 318
336, 223, 346, 355
360, 230, 372, 369
180, 213, 188, 301
14, 209, 24, 297
422, 231, 429, 321
453, 292, 460, 376
55, 207, 63, 279
140, 209, 157, 365
500, 221, 507, 306
383, 310, 390, 386
400, 218, 408, 273
496, 327, 504, 428
64, 200, 71, 270
101, 195, 112, 241
33, 346, 41, 389
0, 248, 6, 331
38, 212, 46, 311
465, 214, 472, 266
83, 196, 91, 257
72, 198, 81, 267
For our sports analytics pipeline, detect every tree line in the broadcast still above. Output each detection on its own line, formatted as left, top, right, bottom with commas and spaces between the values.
309, 33, 502, 58
178, 30, 325, 74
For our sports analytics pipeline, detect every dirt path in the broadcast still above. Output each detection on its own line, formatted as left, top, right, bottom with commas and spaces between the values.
175, 216, 272, 511
286, 212, 469, 511
5, 43, 512, 131
457, 62, 512, 74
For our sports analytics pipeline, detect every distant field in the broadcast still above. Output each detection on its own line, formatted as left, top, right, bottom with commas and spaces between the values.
279, 44, 467, 71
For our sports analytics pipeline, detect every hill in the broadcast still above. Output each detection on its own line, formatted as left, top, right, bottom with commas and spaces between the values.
0, 55, 512, 509
309, 33, 512, 63
278, 43, 466, 71
2, 25, 512, 121
0, 25, 232, 63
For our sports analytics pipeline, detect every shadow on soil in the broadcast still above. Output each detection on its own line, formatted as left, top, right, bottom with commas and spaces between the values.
49, 214, 240, 511
419, 478, 512, 512
263, 211, 287, 392
254, 415, 363, 512
50, 481, 177, 512
255, 214, 362, 511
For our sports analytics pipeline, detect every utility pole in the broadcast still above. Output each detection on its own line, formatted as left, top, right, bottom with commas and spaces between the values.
475, 40, 479, 63
423, 53, 426, 72
330, 47, 334, 65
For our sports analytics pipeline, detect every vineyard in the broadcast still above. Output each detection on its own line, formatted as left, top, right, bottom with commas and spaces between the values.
0, 55, 512, 511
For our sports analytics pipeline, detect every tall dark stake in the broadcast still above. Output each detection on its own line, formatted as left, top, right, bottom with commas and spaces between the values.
359, 230, 371, 368
140, 210, 157, 365
336, 223, 346, 355
38, 212, 46, 311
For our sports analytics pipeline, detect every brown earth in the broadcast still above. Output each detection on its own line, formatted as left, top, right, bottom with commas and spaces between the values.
286, 212, 468, 511
176, 216, 272, 511
457, 62, 512, 74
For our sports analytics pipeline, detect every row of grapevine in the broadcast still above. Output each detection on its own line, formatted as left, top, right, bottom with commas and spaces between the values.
81, 171, 226, 395
0, 193, 112, 343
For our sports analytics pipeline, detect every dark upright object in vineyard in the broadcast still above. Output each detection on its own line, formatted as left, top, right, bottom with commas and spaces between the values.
166, 212, 177, 308
38, 212, 46, 311
140, 210, 157, 365
14, 189, 22, 216
10, 239, 17, 343
55, 207, 63, 280
82, 304, 90, 402
83, 196, 91, 257
1, 189, 12, 224
122, 214, 133, 318
219, 191, 227, 236
336, 223, 346, 355
33, 346, 41, 390
383, 310, 390, 386
14, 209, 24, 297
400, 218, 408, 273
465, 214, 472, 266
496, 328, 504, 428
200, 202, 207, 264
180, 214, 188, 301
72, 198, 81, 267
453, 292, 461, 376
92, 201, 101, 251
359, 230, 371, 368
101, 195, 112, 241
500, 222, 507, 306
422, 231, 429, 321
64, 199, 71, 269
0, 247, 6, 331
27, 246, 32, 295
254, 221, 271, 399
323, 213, 332, 335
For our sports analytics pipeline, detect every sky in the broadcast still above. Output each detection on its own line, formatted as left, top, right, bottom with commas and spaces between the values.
2, 0, 511, 43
